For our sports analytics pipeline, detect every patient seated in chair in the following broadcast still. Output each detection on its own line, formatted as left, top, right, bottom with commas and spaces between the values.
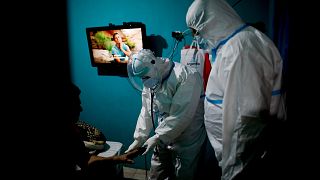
64, 82, 142, 178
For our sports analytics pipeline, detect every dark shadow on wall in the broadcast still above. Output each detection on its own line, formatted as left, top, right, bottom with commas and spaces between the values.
145, 34, 168, 57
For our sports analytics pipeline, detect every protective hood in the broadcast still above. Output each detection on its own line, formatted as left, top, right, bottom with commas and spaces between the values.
127, 49, 172, 92
186, 0, 244, 49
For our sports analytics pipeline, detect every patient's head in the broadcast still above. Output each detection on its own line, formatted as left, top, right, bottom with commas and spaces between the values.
63, 82, 83, 123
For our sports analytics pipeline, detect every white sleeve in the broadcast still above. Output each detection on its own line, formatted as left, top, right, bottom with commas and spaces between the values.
155, 70, 203, 144
221, 36, 276, 178
133, 91, 153, 142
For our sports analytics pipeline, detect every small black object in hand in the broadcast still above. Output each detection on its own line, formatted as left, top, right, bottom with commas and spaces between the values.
137, 146, 147, 155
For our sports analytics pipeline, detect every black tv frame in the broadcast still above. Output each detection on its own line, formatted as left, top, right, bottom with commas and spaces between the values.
86, 22, 147, 77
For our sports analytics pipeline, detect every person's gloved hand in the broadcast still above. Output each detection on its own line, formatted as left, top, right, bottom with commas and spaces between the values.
125, 140, 144, 153
142, 134, 160, 155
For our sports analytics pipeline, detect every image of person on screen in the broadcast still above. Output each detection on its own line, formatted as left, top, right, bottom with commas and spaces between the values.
111, 32, 132, 63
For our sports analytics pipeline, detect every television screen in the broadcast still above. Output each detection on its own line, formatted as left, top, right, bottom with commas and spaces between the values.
86, 22, 147, 76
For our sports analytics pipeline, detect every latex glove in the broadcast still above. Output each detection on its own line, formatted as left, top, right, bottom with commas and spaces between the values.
142, 134, 160, 155
125, 140, 143, 153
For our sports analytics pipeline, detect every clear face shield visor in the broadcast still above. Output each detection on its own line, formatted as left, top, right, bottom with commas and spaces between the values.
127, 56, 162, 93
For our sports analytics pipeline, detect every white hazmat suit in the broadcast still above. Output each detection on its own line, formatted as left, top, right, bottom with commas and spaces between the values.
186, 0, 286, 179
126, 49, 206, 180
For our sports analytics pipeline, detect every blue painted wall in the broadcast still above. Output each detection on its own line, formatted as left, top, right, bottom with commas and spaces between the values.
67, 0, 274, 169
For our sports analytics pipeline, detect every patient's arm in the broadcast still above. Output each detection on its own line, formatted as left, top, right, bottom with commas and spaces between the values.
88, 147, 142, 165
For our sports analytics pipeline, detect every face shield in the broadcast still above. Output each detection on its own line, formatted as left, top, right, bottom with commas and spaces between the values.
127, 49, 164, 92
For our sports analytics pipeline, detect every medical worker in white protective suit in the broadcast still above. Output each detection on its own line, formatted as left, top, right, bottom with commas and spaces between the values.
186, 0, 286, 179
125, 49, 206, 180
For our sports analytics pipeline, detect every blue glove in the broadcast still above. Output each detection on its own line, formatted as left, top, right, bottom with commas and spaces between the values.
142, 134, 160, 155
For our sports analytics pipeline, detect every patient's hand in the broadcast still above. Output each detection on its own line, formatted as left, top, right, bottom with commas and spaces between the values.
113, 147, 146, 164
87, 148, 142, 165
113, 153, 135, 164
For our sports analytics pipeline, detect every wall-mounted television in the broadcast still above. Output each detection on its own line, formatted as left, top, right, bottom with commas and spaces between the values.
86, 22, 147, 76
